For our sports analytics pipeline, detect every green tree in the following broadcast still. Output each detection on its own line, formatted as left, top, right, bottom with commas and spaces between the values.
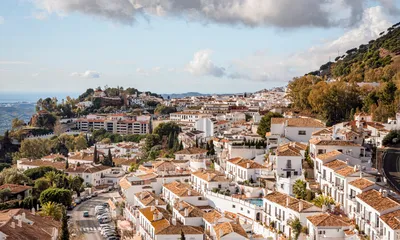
93, 145, 99, 164
39, 188, 72, 207
68, 176, 83, 197
312, 195, 335, 208
293, 180, 307, 200
153, 122, 180, 139
24, 166, 59, 180
34, 178, 51, 195
287, 217, 302, 240
44, 171, 58, 187
144, 134, 161, 153
257, 112, 283, 138
102, 149, 113, 166
0, 168, 31, 185
65, 160, 69, 169
73, 135, 88, 151
41, 201, 63, 221
11, 118, 25, 129
60, 206, 69, 240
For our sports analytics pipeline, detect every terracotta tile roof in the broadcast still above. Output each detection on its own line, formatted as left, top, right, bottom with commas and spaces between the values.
174, 201, 204, 218
344, 229, 356, 236
349, 178, 375, 190
66, 165, 111, 173
310, 139, 360, 146
312, 128, 333, 136
203, 210, 222, 223
113, 158, 137, 166
138, 207, 171, 233
18, 159, 69, 170
135, 191, 166, 206
323, 159, 348, 170
335, 166, 357, 177
271, 118, 325, 128
0, 209, 60, 240
276, 143, 304, 156
380, 209, 400, 230
41, 154, 66, 160
163, 181, 200, 197
0, 184, 31, 194
264, 192, 316, 213
214, 222, 247, 239
69, 152, 95, 161
175, 148, 208, 155
227, 157, 266, 169
192, 170, 230, 182
356, 189, 400, 212
307, 213, 351, 227
316, 150, 343, 162
157, 225, 204, 235
119, 177, 131, 190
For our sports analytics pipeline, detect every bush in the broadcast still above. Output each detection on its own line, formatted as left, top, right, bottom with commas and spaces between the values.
382, 130, 400, 146
24, 166, 59, 180
0, 200, 21, 210
39, 188, 72, 207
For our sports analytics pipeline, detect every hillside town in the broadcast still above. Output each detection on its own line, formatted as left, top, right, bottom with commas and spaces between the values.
4, 85, 400, 240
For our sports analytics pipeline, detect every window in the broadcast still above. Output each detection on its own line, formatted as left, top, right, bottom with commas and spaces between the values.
298, 130, 306, 135
318, 149, 326, 154
247, 210, 250, 214
241, 207, 243, 211
232, 205, 236, 208
286, 160, 292, 169
281, 184, 284, 189
318, 231, 326, 235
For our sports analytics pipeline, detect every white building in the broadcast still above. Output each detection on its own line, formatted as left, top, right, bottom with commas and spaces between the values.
270, 117, 326, 143
225, 158, 267, 182
162, 181, 208, 206
306, 213, 352, 240
191, 169, 231, 193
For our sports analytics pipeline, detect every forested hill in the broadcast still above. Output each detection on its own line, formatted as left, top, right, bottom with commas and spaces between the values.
287, 22, 400, 126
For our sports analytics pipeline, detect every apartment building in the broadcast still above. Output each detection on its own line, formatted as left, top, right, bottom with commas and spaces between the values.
76, 114, 151, 134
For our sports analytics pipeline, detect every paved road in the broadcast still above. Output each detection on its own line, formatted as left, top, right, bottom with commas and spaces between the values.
383, 149, 400, 193
69, 192, 113, 240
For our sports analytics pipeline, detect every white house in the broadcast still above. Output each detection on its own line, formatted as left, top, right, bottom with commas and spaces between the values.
306, 213, 352, 240
263, 192, 322, 238
162, 181, 208, 206
225, 158, 267, 182
346, 178, 378, 218
272, 142, 306, 195
213, 221, 248, 240
175, 148, 208, 160
191, 170, 231, 193
66, 165, 112, 187
355, 189, 400, 240
173, 201, 207, 226
133, 191, 167, 209
270, 117, 326, 143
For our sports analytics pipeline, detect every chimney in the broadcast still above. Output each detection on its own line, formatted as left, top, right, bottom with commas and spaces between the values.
188, 190, 192, 196
151, 206, 155, 211
383, 190, 388, 198
155, 199, 159, 206
322, 205, 328, 213
10, 222, 15, 229
360, 171, 363, 178
208, 173, 212, 182
299, 201, 304, 212
286, 197, 290, 207
31, 208, 35, 215
17, 216, 22, 227
247, 162, 251, 169
21, 212, 26, 221
153, 211, 158, 221
184, 208, 189, 217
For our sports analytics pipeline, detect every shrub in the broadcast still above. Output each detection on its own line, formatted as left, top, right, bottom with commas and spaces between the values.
39, 188, 72, 207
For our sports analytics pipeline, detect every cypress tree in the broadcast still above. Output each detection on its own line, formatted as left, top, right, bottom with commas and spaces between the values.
93, 145, 98, 164
60, 207, 69, 240
179, 141, 184, 150
65, 159, 69, 169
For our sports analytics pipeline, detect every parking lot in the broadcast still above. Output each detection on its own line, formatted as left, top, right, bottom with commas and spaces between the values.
69, 191, 119, 240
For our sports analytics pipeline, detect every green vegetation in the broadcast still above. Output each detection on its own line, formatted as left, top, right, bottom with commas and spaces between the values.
41, 201, 63, 221
91, 128, 147, 143
39, 188, 72, 207
288, 27, 400, 125
257, 112, 283, 137
24, 166, 60, 180
312, 195, 335, 208
287, 217, 302, 240
154, 105, 177, 115
293, 180, 307, 200
382, 130, 400, 146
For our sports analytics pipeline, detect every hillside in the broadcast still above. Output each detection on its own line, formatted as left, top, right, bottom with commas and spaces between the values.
307, 22, 400, 82
287, 23, 400, 126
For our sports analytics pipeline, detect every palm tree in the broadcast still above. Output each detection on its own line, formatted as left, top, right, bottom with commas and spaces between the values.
44, 171, 57, 187
68, 176, 83, 197
41, 201, 63, 221
312, 194, 335, 208
287, 217, 302, 240
293, 180, 307, 200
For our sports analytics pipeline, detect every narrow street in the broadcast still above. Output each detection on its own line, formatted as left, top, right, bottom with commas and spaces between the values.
69, 192, 115, 240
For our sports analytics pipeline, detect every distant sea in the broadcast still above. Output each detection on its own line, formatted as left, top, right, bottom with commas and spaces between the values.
0, 92, 79, 135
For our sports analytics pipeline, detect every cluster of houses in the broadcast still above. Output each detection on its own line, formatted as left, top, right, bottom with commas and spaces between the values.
115, 110, 400, 240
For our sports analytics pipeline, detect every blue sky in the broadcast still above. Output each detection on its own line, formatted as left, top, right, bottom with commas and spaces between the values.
0, 0, 398, 95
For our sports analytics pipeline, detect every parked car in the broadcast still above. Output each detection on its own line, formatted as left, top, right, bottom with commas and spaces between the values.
74, 198, 81, 204
99, 218, 111, 224
83, 211, 89, 217
92, 192, 98, 197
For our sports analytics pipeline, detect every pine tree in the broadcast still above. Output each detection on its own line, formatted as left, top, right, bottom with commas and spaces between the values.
60, 207, 69, 240
65, 160, 69, 169
195, 137, 199, 148
179, 141, 184, 150
103, 149, 113, 167
93, 145, 98, 164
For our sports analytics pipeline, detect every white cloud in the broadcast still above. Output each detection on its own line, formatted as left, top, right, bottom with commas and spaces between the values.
70, 70, 100, 78
0, 61, 31, 65
0, 16, 4, 25
32, 73, 40, 77
230, 6, 393, 82
32, 0, 399, 28
32, 11, 48, 20
186, 49, 225, 77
